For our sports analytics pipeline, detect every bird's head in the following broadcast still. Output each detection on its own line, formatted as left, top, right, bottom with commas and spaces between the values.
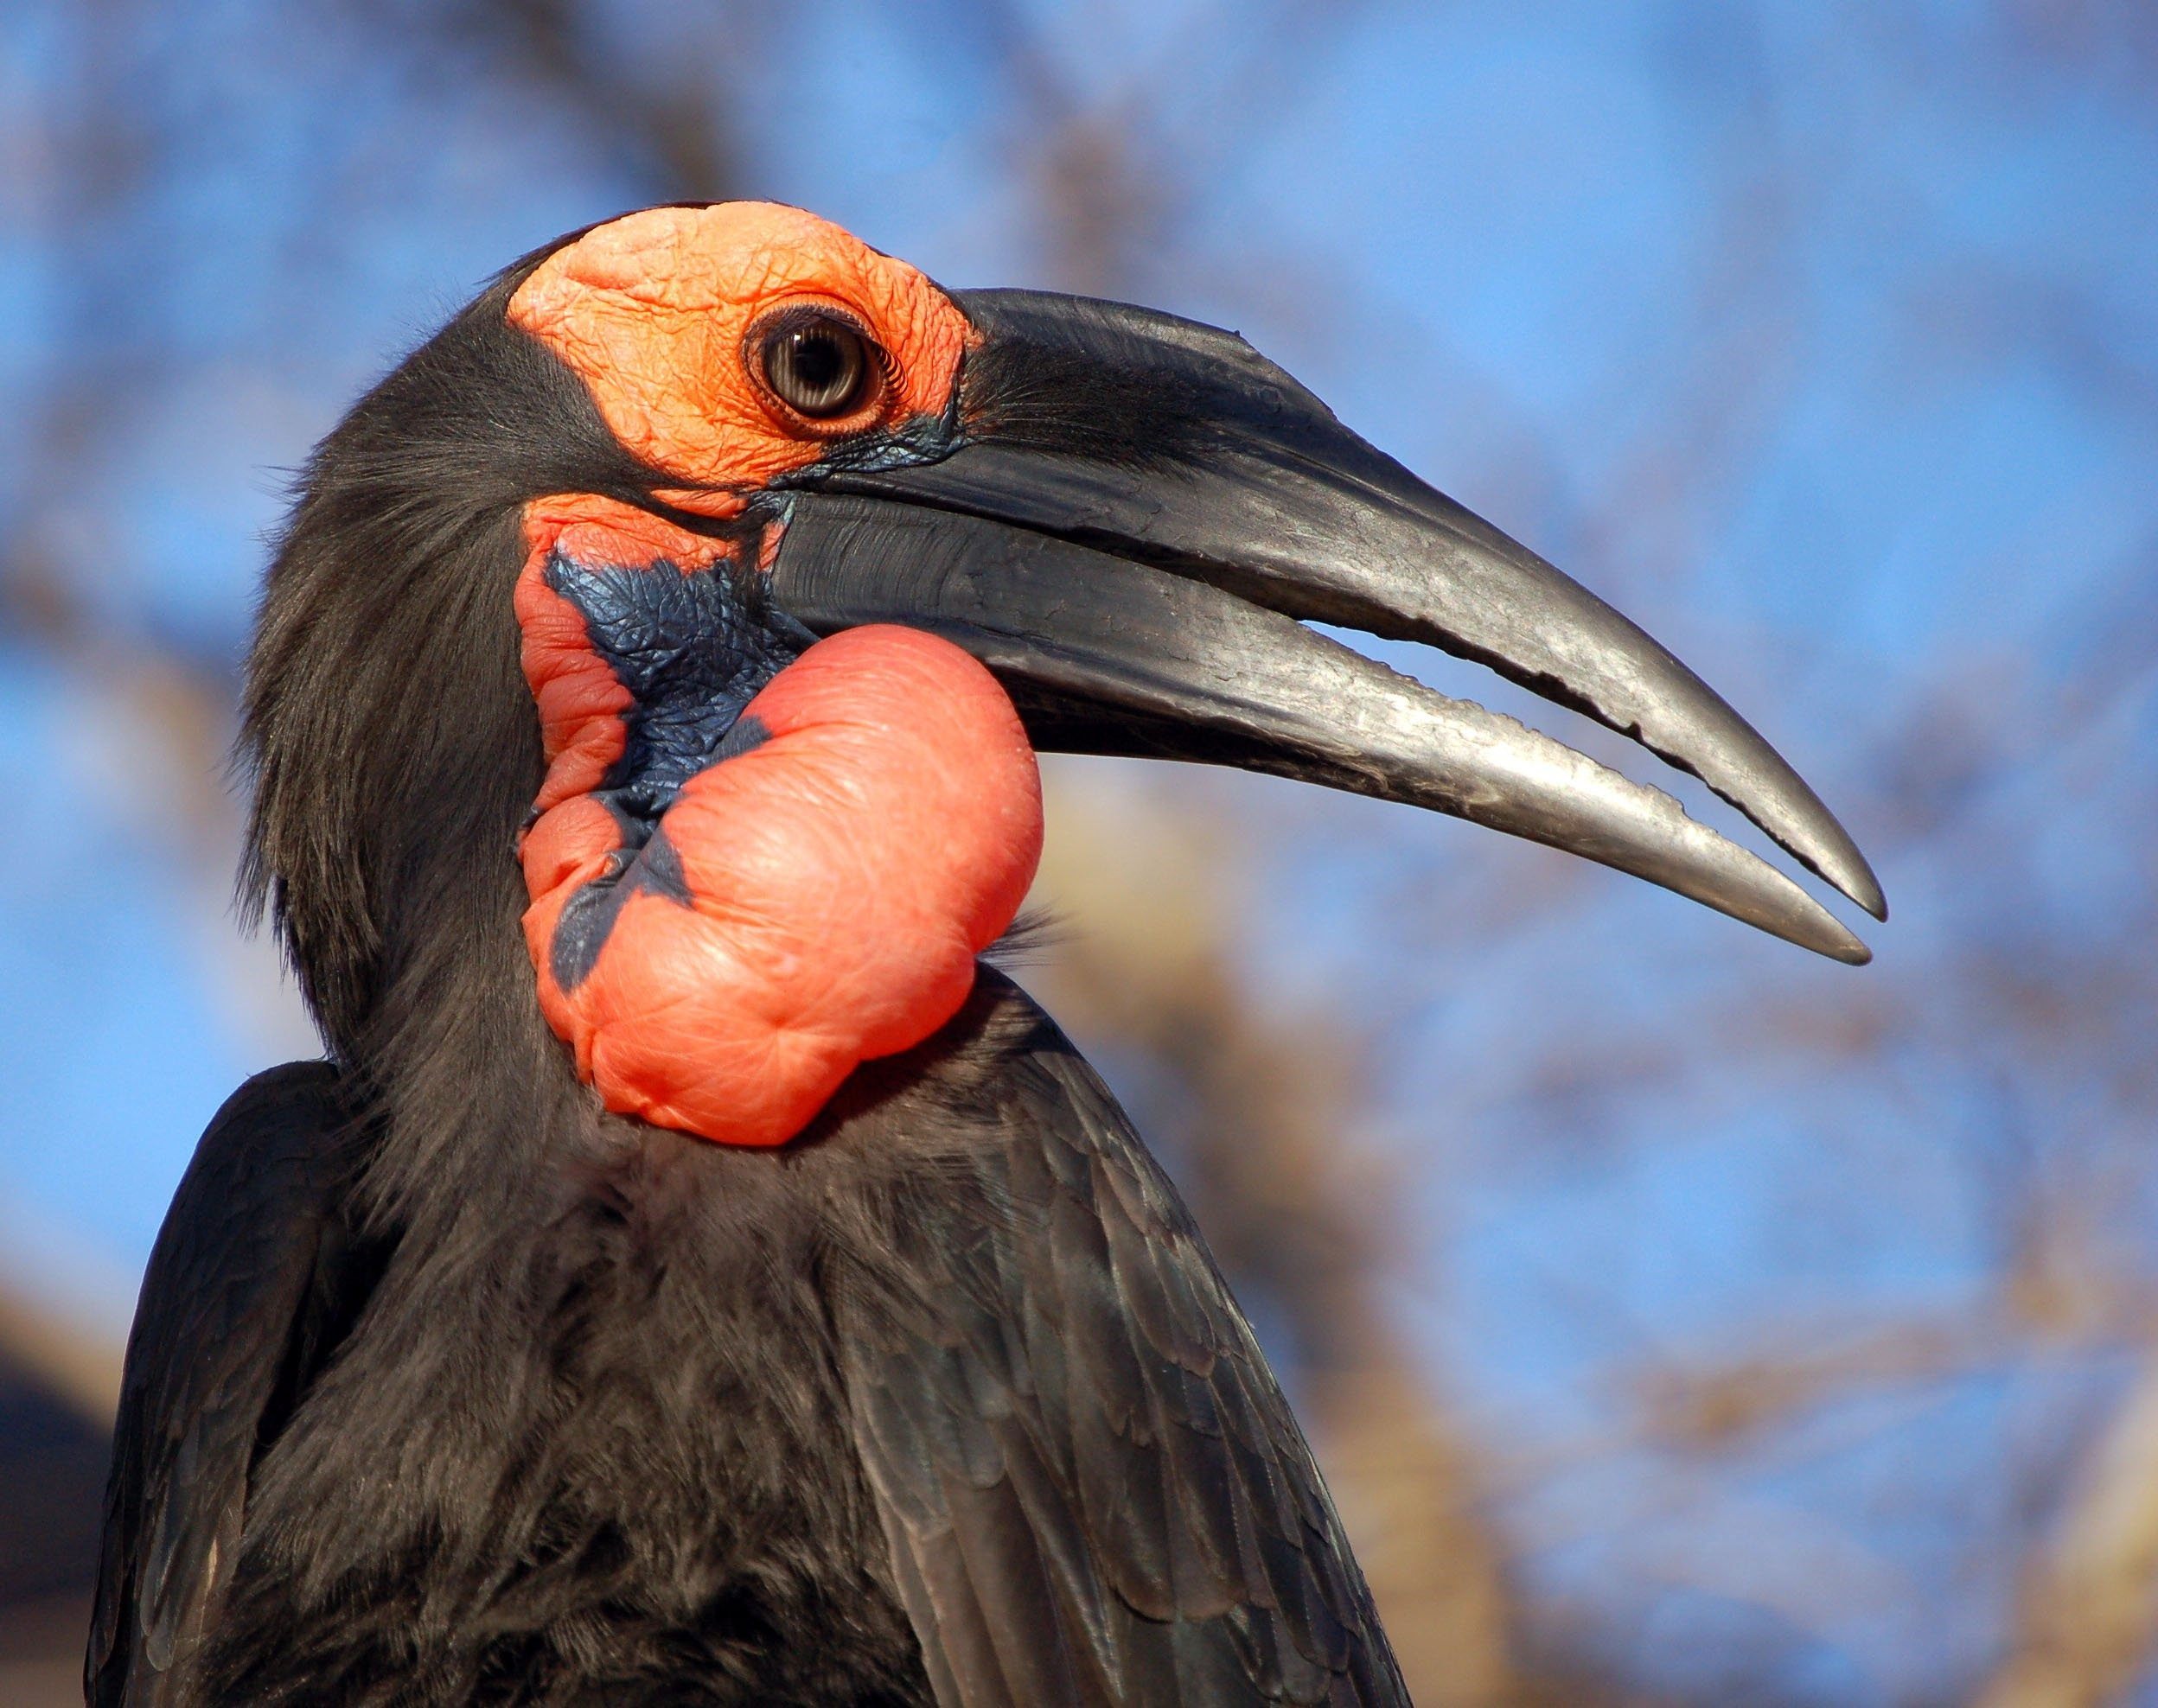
246, 202, 1880, 1148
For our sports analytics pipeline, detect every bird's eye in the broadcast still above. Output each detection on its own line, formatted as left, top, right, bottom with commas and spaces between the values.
757, 312, 880, 421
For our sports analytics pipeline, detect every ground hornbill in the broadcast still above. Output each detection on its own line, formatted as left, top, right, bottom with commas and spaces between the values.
89, 203, 1883, 1706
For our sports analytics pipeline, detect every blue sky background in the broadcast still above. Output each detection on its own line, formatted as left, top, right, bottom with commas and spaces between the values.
3, 2, 2155, 1699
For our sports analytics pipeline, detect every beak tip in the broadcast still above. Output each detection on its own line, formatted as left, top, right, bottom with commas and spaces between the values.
1827, 854, 1888, 925
1781, 876, 1874, 965
1740, 883, 1873, 966
1829, 932, 1874, 967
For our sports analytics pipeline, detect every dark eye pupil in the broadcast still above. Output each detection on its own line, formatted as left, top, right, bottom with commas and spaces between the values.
764, 320, 870, 417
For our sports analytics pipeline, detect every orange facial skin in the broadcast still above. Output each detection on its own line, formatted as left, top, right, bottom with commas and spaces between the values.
509, 204, 972, 508
509, 207, 1038, 1147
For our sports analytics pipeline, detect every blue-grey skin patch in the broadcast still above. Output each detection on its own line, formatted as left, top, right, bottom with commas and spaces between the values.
543, 544, 808, 992
548, 825, 695, 993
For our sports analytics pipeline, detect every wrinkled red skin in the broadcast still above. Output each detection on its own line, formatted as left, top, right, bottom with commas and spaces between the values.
516, 498, 1044, 1148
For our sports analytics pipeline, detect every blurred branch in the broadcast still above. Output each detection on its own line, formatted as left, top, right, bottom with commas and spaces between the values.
1625, 1298, 2158, 1457
1978, 1355, 2158, 1708
0, 1284, 120, 1434
415, 0, 748, 201
948, 0, 1368, 298
1318, 1356, 1527, 1705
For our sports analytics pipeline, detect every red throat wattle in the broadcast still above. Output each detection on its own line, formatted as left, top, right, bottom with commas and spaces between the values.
515, 498, 1044, 1148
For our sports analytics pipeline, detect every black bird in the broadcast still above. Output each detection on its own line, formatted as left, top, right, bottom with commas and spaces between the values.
89, 203, 1882, 1707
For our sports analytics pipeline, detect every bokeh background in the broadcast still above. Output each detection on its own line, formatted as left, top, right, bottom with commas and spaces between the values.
3, 2, 2155, 1702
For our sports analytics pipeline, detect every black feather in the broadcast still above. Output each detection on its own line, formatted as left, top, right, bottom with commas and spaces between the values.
88, 1062, 374, 1707
834, 974, 1408, 1706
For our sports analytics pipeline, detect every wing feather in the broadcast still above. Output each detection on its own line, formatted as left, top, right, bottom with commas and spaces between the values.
87, 1061, 365, 1708
841, 980, 1408, 1706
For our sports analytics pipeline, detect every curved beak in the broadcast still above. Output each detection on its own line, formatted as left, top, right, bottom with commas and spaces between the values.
765, 290, 1881, 965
